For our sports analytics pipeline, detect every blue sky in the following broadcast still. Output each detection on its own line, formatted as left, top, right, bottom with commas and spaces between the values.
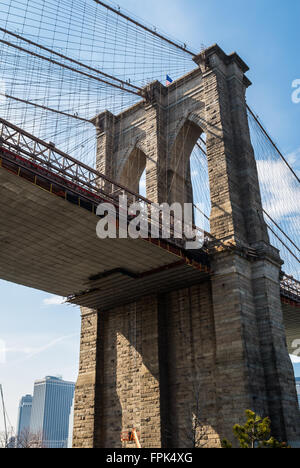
0, 0, 299, 432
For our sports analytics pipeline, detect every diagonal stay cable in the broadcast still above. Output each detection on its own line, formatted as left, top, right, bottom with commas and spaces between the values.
263, 209, 300, 254
0, 38, 141, 97
195, 142, 299, 258
247, 105, 300, 184
92, 0, 196, 57
0, 27, 141, 92
1, 93, 91, 123
266, 222, 300, 264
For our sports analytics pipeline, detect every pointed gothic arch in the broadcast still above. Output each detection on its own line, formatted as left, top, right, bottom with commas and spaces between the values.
117, 146, 147, 195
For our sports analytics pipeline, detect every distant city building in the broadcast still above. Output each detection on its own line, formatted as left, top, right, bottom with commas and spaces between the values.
67, 396, 75, 448
7, 436, 16, 448
16, 394, 33, 447
30, 376, 75, 449
296, 377, 300, 408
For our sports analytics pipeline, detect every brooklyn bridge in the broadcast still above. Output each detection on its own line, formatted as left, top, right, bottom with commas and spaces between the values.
0, 0, 299, 448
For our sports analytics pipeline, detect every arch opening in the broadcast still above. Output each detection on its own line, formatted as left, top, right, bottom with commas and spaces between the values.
118, 147, 147, 196
190, 135, 211, 233
168, 120, 211, 233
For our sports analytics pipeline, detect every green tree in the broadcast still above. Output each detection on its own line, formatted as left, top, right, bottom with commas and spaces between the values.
221, 410, 290, 449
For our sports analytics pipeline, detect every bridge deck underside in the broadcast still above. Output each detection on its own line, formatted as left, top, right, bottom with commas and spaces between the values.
0, 164, 299, 348
68, 262, 208, 310
0, 167, 209, 307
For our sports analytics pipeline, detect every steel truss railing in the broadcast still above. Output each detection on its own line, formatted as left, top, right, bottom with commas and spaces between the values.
0, 117, 213, 254
281, 274, 300, 304
0, 116, 135, 200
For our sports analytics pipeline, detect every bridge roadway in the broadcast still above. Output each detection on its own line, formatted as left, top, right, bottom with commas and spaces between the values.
0, 118, 299, 354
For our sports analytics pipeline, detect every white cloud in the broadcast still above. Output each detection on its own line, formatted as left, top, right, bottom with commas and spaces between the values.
0, 339, 6, 364
9, 333, 79, 365
290, 354, 300, 364
43, 296, 65, 306
256, 159, 300, 222
286, 147, 300, 166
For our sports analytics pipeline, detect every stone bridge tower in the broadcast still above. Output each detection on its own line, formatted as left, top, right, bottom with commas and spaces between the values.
72, 45, 300, 448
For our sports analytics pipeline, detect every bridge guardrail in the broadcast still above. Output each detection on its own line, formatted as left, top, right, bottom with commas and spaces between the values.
280, 275, 300, 304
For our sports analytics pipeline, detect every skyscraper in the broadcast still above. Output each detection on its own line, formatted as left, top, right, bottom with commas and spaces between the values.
30, 376, 75, 449
67, 396, 75, 448
7, 436, 16, 448
296, 377, 300, 408
16, 394, 33, 447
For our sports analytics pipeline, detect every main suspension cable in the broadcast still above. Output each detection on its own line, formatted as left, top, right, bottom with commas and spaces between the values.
2, 93, 91, 123
0, 27, 141, 92
92, 0, 196, 57
0, 38, 141, 96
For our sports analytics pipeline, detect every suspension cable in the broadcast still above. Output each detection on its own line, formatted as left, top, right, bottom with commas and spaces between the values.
193, 203, 210, 222
0, 385, 8, 448
92, 0, 196, 57
247, 105, 300, 184
0, 27, 141, 92
263, 209, 300, 254
0, 38, 141, 97
195, 143, 299, 260
1, 93, 91, 123
196, 141, 207, 156
266, 223, 300, 264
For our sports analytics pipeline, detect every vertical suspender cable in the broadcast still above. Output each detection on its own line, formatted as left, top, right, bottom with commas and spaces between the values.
0, 385, 8, 448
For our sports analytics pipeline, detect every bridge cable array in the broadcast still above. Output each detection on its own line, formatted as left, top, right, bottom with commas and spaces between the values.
0, 0, 194, 164
247, 107, 300, 278
188, 123, 300, 279
0, 0, 298, 281
92, 0, 197, 57
247, 105, 300, 184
